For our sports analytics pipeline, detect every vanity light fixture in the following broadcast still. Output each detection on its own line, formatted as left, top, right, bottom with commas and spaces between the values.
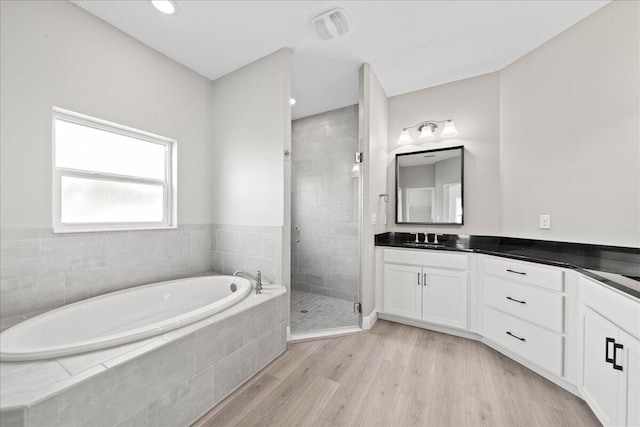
397, 130, 413, 145
151, 0, 177, 14
397, 119, 458, 144
440, 120, 459, 138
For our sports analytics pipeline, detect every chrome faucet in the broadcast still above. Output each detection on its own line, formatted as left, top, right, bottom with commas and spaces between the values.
233, 270, 262, 294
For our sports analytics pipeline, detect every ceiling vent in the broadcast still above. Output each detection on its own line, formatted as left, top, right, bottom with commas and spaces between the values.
312, 8, 351, 40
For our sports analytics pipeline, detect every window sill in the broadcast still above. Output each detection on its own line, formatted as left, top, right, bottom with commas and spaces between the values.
52, 225, 178, 234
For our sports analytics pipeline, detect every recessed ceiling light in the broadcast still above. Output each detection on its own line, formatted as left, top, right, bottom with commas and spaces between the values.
290, 98, 296, 105
151, 0, 177, 15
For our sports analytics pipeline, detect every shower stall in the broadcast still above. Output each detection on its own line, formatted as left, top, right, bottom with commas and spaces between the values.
290, 104, 361, 335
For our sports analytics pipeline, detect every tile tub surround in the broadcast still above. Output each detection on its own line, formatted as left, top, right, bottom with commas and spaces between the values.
210, 224, 283, 287
291, 105, 360, 303
0, 223, 283, 325
0, 285, 287, 427
0, 225, 215, 322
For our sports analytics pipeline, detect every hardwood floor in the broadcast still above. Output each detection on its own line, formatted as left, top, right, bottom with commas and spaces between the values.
193, 320, 600, 427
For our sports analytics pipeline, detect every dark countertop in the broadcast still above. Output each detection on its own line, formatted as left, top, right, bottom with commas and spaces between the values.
375, 232, 640, 300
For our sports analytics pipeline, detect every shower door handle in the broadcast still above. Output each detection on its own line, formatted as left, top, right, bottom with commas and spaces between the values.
295, 225, 301, 243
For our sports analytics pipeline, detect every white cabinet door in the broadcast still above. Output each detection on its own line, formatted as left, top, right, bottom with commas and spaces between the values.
384, 264, 422, 320
620, 331, 640, 427
422, 268, 467, 329
581, 306, 622, 426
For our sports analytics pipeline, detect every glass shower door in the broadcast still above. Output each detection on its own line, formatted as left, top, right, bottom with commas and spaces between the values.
290, 105, 361, 334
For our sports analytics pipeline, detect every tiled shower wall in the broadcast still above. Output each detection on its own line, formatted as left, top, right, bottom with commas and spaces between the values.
291, 105, 360, 302
0, 224, 282, 326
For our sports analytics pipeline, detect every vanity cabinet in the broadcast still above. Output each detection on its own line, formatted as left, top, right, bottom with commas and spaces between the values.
481, 256, 565, 377
383, 249, 468, 330
376, 242, 640, 427
579, 276, 640, 427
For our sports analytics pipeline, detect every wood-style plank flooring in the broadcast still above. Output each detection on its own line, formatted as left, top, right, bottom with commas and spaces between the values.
193, 320, 600, 427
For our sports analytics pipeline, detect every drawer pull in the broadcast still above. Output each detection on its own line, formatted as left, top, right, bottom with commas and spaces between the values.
506, 331, 526, 342
506, 269, 527, 276
506, 296, 526, 305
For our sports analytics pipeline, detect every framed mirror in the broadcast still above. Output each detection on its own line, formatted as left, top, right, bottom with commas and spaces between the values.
396, 146, 464, 225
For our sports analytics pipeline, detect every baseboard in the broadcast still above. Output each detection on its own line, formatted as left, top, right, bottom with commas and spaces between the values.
362, 310, 377, 330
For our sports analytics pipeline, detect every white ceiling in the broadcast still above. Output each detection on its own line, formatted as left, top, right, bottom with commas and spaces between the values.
72, 0, 608, 119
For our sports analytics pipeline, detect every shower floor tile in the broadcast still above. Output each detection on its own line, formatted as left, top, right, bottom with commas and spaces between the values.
290, 290, 360, 333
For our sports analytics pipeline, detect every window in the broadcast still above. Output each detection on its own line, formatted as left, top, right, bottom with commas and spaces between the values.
52, 108, 176, 232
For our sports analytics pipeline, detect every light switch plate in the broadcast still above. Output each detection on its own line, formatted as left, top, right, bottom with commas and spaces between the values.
371, 213, 377, 225
539, 214, 551, 229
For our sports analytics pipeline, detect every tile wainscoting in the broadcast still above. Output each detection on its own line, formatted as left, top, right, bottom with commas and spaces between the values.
0, 224, 283, 327
210, 224, 283, 288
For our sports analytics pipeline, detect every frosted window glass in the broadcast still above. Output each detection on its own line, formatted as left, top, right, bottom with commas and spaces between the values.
61, 176, 164, 224
55, 119, 166, 180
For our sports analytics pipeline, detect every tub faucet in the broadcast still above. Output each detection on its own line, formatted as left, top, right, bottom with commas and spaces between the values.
233, 270, 262, 294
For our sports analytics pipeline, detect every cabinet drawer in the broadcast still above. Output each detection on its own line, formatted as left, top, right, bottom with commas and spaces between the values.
483, 307, 563, 376
484, 276, 564, 333
580, 275, 640, 339
384, 249, 468, 270
484, 256, 563, 292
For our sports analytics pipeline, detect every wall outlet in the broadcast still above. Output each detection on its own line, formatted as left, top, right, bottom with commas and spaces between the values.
539, 214, 551, 229
371, 213, 377, 225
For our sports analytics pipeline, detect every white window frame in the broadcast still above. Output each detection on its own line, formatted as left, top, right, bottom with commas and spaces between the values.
52, 107, 177, 233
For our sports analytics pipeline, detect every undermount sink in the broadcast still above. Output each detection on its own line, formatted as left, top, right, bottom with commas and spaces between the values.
403, 242, 447, 249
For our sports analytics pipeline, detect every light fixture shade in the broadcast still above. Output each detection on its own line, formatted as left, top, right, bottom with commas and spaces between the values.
419, 124, 435, 140
151, 0, 177, 14
397, 130, 413, 145
441, 121, 459, 137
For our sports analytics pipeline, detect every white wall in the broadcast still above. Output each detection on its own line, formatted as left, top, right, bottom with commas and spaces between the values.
0, 0, 214, 228
210, 49, 291, 227
500, 1, 640, 246
387, 72, 502, 235
360, 64, 388, 317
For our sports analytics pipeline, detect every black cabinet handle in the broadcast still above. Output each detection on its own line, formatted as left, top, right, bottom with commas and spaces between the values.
613, 342, 624, 371
417, 272, 420, 286
606, 337, 615, 364
506, 331, 526, 342
506, 296, 526, 305
506, 269, 527, 275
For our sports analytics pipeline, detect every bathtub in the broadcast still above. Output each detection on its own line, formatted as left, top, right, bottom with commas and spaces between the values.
0, 275, 252, 361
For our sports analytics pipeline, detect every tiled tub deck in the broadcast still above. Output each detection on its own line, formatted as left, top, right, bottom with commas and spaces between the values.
0, 286, 287, 427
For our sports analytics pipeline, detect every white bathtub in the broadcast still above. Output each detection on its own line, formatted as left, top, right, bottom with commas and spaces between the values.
0, 275, 252, 361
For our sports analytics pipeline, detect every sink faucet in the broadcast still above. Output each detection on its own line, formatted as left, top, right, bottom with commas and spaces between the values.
233, 270, 263, 294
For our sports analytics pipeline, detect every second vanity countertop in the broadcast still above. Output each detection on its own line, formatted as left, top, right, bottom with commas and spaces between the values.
375, 232, 640, 300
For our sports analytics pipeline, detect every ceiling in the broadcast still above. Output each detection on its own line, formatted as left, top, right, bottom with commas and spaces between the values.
72, 0, 608, 119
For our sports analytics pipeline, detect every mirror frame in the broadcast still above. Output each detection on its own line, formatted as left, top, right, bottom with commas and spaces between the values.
395, 145, 464, 225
